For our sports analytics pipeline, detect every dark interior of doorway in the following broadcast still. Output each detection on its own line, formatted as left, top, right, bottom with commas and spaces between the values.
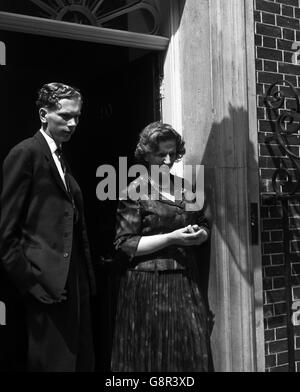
0, 30, 161, 371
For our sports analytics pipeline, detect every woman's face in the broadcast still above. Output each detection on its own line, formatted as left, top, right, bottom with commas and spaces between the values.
145, 139, 177, 169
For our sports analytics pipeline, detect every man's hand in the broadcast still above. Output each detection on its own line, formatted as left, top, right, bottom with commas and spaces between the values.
38, 289, 67, 304
29, 285, 67, 304
56, 290, 67, 303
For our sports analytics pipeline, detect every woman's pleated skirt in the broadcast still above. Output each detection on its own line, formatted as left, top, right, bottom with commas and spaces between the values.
111, 269, 211, 372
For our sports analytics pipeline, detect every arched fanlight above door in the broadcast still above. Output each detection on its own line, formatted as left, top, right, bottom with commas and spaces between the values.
0, 0, 169, 51
29, 0, 160, 34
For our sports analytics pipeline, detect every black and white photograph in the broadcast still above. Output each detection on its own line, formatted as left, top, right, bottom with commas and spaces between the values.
0, 0, 300, 378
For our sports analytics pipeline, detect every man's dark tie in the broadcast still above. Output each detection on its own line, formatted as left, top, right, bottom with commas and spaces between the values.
55, 148, 79, 223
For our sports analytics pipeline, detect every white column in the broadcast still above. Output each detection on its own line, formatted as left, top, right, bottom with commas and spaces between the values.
162, 0, 264, 371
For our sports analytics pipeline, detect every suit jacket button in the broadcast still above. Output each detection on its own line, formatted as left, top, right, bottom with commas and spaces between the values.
63, 252, 69, 258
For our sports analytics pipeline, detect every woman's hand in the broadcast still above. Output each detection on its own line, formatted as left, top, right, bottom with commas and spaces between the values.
136, 225, 209, 256
168, 225, 208, 246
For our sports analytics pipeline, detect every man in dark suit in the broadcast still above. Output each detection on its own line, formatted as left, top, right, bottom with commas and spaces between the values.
0, 82, 96, 371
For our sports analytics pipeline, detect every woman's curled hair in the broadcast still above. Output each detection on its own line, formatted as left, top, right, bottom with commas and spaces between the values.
135, 121, 185, 164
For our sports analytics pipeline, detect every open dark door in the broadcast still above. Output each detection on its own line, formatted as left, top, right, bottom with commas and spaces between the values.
0, 30, 161, 371
87, 53, 161, 371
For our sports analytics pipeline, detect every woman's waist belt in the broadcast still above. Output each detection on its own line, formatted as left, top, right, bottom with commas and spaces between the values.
130, 258, 186, 271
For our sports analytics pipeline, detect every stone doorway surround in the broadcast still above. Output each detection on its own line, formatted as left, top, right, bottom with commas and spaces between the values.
161, 0, 264, 372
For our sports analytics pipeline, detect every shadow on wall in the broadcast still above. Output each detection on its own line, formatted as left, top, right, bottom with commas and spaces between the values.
186, 104, 263, 370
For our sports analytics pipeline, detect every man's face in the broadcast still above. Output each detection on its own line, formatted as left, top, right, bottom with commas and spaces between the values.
42, 97, 82, 145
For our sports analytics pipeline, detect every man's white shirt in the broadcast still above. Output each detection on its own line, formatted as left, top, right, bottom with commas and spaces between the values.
39, 129, 67, 190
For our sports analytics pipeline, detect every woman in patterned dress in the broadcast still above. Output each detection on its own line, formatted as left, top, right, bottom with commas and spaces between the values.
111, 122, 213, 372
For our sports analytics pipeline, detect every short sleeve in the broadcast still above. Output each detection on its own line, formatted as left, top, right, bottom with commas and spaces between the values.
114, 198, 142, 260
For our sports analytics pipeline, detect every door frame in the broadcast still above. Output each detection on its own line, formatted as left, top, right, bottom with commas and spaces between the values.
245, 0, 265, 373
162, 0, 265, 371
0, 11, 169, 50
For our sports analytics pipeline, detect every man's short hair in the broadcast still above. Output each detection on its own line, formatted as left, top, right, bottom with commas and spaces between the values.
36, 82, 82, 110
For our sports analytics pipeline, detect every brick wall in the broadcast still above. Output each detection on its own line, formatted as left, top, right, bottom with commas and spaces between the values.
255, 0, 300, 372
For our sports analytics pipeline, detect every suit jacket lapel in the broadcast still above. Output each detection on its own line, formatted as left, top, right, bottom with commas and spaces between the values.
33, 131, 71, 199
